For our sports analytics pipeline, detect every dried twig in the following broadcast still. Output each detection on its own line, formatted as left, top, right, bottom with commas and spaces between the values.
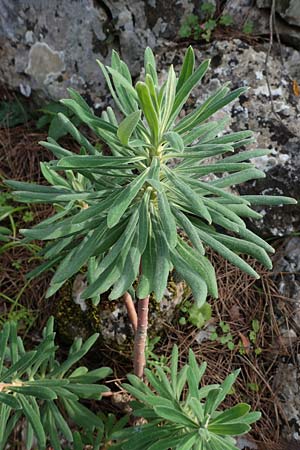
265, 0, 281, 120
123, 291, 138, 333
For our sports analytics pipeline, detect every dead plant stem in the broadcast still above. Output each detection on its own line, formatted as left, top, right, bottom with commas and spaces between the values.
123, 291, 138, 333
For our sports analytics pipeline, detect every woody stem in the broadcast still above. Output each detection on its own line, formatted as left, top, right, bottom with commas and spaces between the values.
133, 296, 149, 378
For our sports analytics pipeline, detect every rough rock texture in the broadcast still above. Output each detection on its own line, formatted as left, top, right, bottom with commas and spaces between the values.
55, 274, 187, 347
225, 0, 300, 50
157, 39, 300, 236
273, 238, 300, 441
0, 0, 197, 101
257, 0, 300, 27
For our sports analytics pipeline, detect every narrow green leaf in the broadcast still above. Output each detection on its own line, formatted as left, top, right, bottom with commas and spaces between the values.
51, 227, 105, 284
144, 47, 158, 85
56, 155, 145, 169
62, 398, 104, 429
40, 162, 70, 189
39, 139, 74, 158
177, 46, 195, 92
138, 188, 151, 254
175, 87, 247, 133
57, 112, 96, 154
67, 384, 108, 398
210, 168, 265, 188
176, 365, 189, 400
9, 385, 57, 400
106, 66, 138, 100
0, 323, 10, 376
146, 74, 159, 112
117, 111, 141, 145
210, 403, 250, 425
172, 207, 205, 255
171, 249, 208, 307
165, 169, 212, 223
50, 334, 99, 377
236, 226, 275, 254
170, 345, 178, 395
109, 233, 140, 300
136, 81, 159, 144
190, 220, 260, 279
188, 397, 204, 423
241, 195, 297, 206
212, 234, 273, 269
182, 118, 229, 146
0, 392, 21, 409
176, 238, 218, 299
0, 351, 36, 382
157, 190, 177, 249
221, 148, 272, 163
161, 65, 176, 133
164, 131, 184, 152
154, 406, 198, 428
208, 422, 250, 435
169, 59, 210, 126
204, 388, 221, 417
137, 229, 156, 299
18, 395, 46, 449
107, 169, 149, 228
153, 227, 170, 301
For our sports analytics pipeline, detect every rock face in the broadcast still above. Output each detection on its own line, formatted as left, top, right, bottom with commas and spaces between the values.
0, 0, 197, 101
273, 238, 300, 441
224, 0, 300, 50
257, 0, 300, 27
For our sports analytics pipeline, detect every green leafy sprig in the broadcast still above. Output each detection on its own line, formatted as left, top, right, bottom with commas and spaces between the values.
0, 317, 111, 450
112, 345, 261, 450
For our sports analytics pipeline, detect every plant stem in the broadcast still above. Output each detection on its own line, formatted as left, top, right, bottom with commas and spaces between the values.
123, 292, 138, 333
133, 296, 149, 378
0, 381, 22, 392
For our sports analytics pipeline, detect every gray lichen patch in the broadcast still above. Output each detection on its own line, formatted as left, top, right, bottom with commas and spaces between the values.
25, 42, 65, 84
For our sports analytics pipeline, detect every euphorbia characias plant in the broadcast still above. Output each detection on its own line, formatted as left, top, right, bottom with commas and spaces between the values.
7, 46, 296, 377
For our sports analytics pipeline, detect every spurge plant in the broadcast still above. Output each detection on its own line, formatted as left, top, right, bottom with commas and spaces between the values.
6, 46, 296, 378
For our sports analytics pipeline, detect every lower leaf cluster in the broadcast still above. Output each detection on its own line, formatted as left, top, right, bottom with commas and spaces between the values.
0, 317, 111, 450
113, 345, 260, 450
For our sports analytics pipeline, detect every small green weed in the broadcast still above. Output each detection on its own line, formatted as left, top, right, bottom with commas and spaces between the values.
179, 2, 251, 42
0, 99, 30, 128
210, 321, 235, 350
146, 336, 168, 369
239, 319, 262, 356
179, 300, 212, 328
247, 382, 260, 392
0, 191, 26, 239
243, 20, 254, 34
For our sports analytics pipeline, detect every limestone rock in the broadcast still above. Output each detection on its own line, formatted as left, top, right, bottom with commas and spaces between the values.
257, 0, 300, 28
224, 0, 300, 50
0, 0, 198, 101
272, 238, 300, 440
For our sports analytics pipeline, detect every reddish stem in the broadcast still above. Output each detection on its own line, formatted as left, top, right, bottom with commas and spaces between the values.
133, 296, 149, 378
123, 292, 138, 334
